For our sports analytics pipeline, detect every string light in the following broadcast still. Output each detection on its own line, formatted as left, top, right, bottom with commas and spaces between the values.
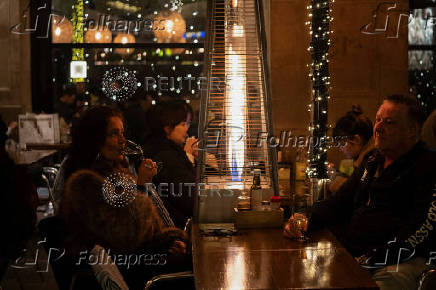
306, 0, 333, 179
72, 0, 85, 83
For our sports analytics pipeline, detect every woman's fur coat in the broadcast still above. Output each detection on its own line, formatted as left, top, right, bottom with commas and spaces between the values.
59, 158, 187, 255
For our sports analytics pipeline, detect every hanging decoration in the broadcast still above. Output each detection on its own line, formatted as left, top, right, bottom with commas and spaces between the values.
72, 0, 86, 83
153, 11, 186, 43
101, 66, 139, 102
113, 33, 136, 55
51, 15, 73, 43
154, 11, 186, 55
306, 0, 333, 179
102, 172, 137, 208
85, 27, 112, 43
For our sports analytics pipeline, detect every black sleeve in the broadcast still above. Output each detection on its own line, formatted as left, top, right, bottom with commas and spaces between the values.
365, 175, 436, 266
152, 150, 196, 228
308, 165, 364, 232
360, 149, 436, 267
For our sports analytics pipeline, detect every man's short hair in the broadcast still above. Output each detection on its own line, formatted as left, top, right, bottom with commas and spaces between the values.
384, 94, 425, 129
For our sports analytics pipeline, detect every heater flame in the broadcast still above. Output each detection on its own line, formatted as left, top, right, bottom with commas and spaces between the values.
226, 40, 246, 183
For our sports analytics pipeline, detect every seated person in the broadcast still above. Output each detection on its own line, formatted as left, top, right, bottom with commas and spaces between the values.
284, 95, 436, 290
144, 100, 198, 228
329, 105, 374, 193
58, 106, 189, 289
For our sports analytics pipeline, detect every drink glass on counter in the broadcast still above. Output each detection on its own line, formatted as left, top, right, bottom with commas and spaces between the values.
291, 193, 311, 241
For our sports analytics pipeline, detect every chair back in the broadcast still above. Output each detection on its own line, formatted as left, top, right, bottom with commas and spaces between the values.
41, 167, 59, 214
418, 268, 436, 290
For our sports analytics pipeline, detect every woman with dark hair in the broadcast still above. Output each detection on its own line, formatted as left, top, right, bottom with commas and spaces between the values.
329, 105, 374, 193
145, 100, 197, 228
58, 106, 189, 289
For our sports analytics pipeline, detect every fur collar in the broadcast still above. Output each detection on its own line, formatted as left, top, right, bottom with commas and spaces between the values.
60, 168, 163, 254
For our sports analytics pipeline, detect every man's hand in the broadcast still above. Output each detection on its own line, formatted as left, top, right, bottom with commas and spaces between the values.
283, 213, 308, 239
168, 240, 187, 255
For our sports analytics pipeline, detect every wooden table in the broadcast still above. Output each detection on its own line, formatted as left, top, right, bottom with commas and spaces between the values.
192, 224, 379, 289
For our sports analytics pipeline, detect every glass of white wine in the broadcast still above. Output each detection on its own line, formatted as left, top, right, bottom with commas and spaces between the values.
291, 193, 311, 241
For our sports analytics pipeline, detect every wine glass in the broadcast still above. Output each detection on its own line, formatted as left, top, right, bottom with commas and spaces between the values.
124, 140, 163, 173
291, 193, 311, 241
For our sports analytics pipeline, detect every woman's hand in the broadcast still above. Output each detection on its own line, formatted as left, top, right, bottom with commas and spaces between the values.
184, 137, 199, 159
137, 159, 157, 186
168, 240, 187, 255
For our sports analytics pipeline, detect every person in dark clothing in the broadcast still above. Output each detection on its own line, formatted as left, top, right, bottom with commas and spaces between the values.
0, 117, 38, 281
329, 105, 374, 193
54, 87, 77, 125
284, 95, 436, 290
145, 101, 197, 228
58, 106, 189, 289
121, 94, 152, 146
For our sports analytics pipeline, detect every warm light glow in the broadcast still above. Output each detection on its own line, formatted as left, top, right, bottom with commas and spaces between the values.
165, 20, 174, 32
70, 61, 87, 79
153, 11, 186, 43
232, 0, 238, 7
84, 28, 112, 43
113, 33, 136, 55
225, 250, 246, 289
232, 25, 244, 37
51, 15, 73, 43
226, 44, 246, 181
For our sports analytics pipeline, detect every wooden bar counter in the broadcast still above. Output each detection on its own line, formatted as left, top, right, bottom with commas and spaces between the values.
191, 224, 378, 289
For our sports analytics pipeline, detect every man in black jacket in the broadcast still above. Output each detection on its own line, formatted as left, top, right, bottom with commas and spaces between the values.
284, 95, 436, 290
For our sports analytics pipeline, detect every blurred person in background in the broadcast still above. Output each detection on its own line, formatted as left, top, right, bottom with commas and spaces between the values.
120, 93, 153, 147
329, 105, 374, 193
55, 86, 76, 125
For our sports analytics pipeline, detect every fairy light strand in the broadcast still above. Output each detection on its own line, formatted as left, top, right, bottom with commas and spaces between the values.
72, 0, 85, 83
306, 0, 333, 179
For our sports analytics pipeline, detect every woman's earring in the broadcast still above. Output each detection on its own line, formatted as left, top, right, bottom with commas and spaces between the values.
96, 152, 101, 160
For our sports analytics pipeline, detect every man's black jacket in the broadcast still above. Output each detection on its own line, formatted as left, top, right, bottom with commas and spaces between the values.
309, 142, 436, 265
